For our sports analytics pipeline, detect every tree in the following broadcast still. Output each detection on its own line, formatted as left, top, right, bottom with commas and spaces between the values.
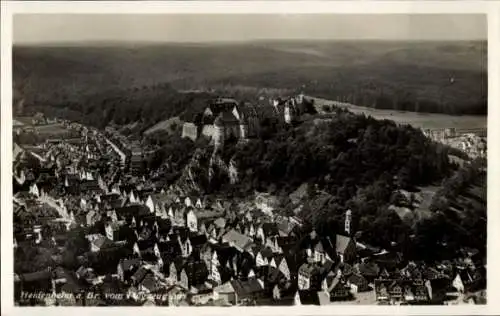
62, 228, 90, 269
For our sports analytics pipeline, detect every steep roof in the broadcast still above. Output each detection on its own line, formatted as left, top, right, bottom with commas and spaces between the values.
222, 229, 254, 252
336, 234, 353, 254
149, 193, 172, 206
262, 223, 280, 237
230, 277, 264, 297
357, 262, 380, 277
120, 258, 141, 271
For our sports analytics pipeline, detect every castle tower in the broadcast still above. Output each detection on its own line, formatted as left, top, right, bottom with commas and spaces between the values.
297, 93, 304, 104
213, 115, 225, 150
345, 209, 352, 236
284, 101, 293, 124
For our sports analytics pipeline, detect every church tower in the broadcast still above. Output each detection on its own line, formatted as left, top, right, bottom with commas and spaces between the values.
345, 209, 352, 236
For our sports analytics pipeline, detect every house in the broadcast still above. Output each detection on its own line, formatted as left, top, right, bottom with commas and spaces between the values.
213, 277, 265, 305
176, 235, 193, 258
214, 280, 237, 305
145, 193, 171, 216
168, 259, 185, 283
133, 239, 158, 257
452, 273, 465, 293
75, 266, 98, 285
115, 205, 150, 222
117, 258, 141, 282
157, 240, 182, 262
335, 234, 356, 263
456, 267, 485, 292
165, 284, 188, 306
356, 261, 380, 282
104, 222, 123, 241
181, 261, 209, 288
189, 283, 214, 305
138, 273, 163, 294
346, 273, 370, 293
231, 277, 266, 305
80, 180, 102, 195
88, 234, 115, 252
130, 266, 150, 285
296, 290, 331, 306
276, 255, 293, 280
186, 209, 198, 232
254, 246, 273, 267
222, 229, 254, 253
312, 240, 329, 264
374, 279, 432, 304
298, 263, 322, 291
86, 210, 101, 227
324, 272, 351, 301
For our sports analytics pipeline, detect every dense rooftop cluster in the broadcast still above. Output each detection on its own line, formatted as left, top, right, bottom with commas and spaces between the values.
13, 105, 486, 306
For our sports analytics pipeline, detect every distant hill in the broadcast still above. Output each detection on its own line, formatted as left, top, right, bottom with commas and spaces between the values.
13, 40, 487, 116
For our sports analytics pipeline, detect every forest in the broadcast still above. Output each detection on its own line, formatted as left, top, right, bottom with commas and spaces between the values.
20, 83, 214, 132
15, 40, 487, 118
189, 107, 484, 262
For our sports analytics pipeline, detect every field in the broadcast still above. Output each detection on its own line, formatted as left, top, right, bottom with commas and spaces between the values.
144, 116, 183, 135
34, 123, 69, 136
310, 96, 487, 130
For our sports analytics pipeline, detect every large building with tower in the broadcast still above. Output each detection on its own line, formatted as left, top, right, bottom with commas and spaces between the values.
182, 94, 312, 149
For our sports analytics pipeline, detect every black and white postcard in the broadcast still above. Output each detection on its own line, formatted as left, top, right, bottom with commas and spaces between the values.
1, 1, 498, 315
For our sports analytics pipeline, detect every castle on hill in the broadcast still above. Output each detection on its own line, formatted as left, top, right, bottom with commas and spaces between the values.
182, 94, 313, 148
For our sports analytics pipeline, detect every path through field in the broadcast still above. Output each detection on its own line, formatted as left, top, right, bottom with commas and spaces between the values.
308, 96, 487, 130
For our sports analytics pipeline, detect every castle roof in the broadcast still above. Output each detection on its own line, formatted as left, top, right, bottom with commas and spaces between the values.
214, 112, 239, 127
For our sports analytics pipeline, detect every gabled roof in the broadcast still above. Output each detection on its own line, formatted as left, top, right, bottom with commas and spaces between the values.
336, 234, 353, 254
115, 205, 150, 219
230, 277, 264, 297
320, 259, 335, 276
267, 266, 284, 284
93, 235, 114, 249
262, 223, 280, 237
347, 273, 368, 287
315, 240, 325, 252
214, 281, 235, 294
222, 229, 254, 252
140, 273, 159, 292
120, 258, 141, 271
149, 193, 172, 206
299, 263, 320, 276
357, 262, 380, 277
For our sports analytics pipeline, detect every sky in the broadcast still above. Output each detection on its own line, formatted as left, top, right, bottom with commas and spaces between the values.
13, 14, 487, 44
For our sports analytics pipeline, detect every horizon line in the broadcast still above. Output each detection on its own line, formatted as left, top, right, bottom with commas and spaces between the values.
12, 38, 487, 47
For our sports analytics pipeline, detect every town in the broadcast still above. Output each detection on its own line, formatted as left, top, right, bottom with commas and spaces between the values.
12, 94, 486, 307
